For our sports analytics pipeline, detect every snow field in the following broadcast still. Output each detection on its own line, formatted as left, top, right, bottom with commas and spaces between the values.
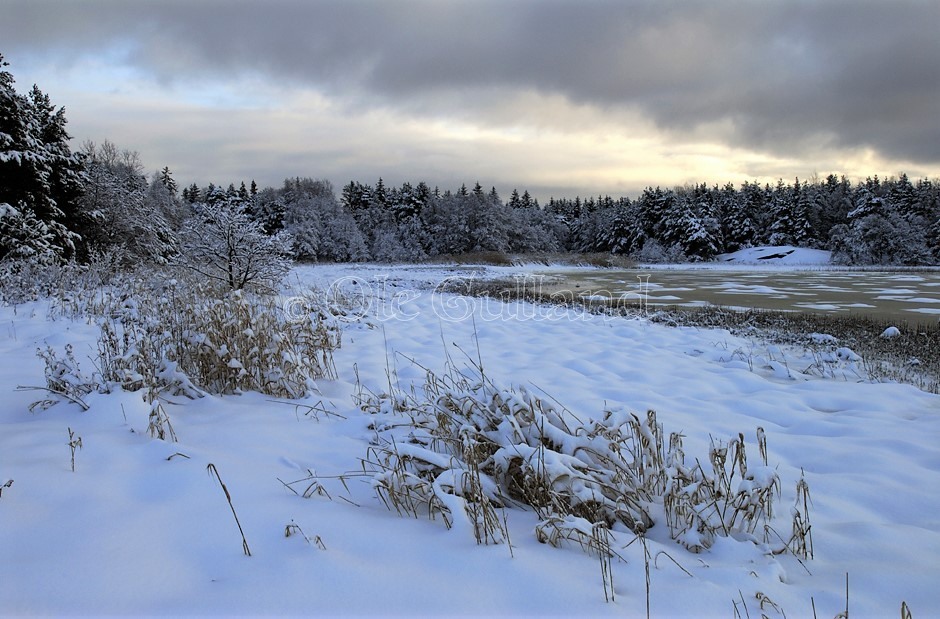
1, 263, 939, 617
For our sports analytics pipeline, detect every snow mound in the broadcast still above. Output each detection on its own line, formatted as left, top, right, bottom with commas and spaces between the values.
716, 245, 831, 265
880, 326, 901, 339
835, 347, 862, 362
809, 333, 839, 345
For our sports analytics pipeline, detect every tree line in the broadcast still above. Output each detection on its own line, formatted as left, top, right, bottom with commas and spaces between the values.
3, 51, 940, 282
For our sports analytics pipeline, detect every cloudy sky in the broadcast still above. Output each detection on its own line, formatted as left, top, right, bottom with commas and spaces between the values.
2, 0, 938, 200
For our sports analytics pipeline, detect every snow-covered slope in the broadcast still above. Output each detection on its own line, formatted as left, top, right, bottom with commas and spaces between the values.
1, 264, 938, 617
716, 245, 832, 265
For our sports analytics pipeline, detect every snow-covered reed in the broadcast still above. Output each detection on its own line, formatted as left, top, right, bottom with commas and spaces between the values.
346, 353, 811, 600
31, 270, 341, 407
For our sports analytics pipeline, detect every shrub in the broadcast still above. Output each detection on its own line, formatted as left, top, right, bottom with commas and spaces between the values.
31, 271, 340, 408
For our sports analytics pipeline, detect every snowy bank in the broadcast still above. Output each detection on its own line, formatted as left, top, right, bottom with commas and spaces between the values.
1, 263, 938, 617
716, 245, 832, 265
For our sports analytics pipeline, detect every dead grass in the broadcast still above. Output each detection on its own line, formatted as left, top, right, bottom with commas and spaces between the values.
207, 463, 251, 557
335, 351, 811, 602
430, 251, 515, 266
67, 427, 82, 472
425, 251, 637, 268
27, 271, 342, 416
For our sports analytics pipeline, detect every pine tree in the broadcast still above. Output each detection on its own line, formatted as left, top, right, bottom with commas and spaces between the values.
183, 183, 200, 203
520, 190, 534, 209
1, 54, 86, 261
374, 177, 387, 207
929, 215, 940, 261
415, 181, 430, 206
159, 166, 178, 195
392, 181, 420, 221
508, 189, 521, 209
767, 179, 813, 247
717, 182, 755, 252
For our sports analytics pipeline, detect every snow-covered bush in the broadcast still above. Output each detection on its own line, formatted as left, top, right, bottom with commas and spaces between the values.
0, 257, 72, 305
27, 344, 95, 411
0, 247, 124, 306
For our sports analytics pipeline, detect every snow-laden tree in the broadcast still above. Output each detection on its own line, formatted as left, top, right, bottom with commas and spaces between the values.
159, 166, 177, 196
370, 217, 428, 263
0, 53, 85, 261
390, 181, 427, 222
635, 186, 675, 243
669, 189, 720, 261
505, 203, 562, 254
76, 140, 178, 264
930, 215, 940, 261
604, 200, 646, 255
830, 185, 933, 265
420, 193, 468, 256
767, 179, 814, 247
0, 201, 59, 263
466, 191, 510, 253
177, 191, 292, 292
717, 182, 756, 252
280, 178, 366, 262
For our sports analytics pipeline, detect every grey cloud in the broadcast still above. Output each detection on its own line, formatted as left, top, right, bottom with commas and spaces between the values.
3, 0, 939, 167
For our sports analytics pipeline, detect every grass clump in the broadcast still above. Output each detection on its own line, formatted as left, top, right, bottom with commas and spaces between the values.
90, 276, 340, 398
27, 272, 340, 416
348, 352, 810, 577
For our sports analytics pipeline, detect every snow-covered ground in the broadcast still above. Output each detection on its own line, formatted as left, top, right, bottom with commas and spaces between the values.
1, 263, 939, 617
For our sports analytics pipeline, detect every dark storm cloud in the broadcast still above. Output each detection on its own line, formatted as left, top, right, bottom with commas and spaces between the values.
3, 0, 939, 166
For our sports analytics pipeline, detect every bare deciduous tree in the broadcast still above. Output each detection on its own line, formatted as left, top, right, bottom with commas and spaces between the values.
178, 192, 291, 292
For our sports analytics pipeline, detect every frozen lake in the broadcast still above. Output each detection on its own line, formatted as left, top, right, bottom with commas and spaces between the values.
527, 267, 940, 326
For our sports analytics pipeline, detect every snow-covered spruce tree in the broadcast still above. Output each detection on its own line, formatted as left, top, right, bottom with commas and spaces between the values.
506, 201, 562, 254
177, 190, 291, 292
466, 189, 510, 253
717, 182, 757, 252
811, 174, 854, 246
420, 192, 470, 256
0, 53, 85, 262
635, 186, 675, 245
601, 199, 645, 255
666, 187, 719, 261
569, 197, 604, 252
830, 185, 933, 266
0, 201, 59, 264
767, 178, 813, 247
